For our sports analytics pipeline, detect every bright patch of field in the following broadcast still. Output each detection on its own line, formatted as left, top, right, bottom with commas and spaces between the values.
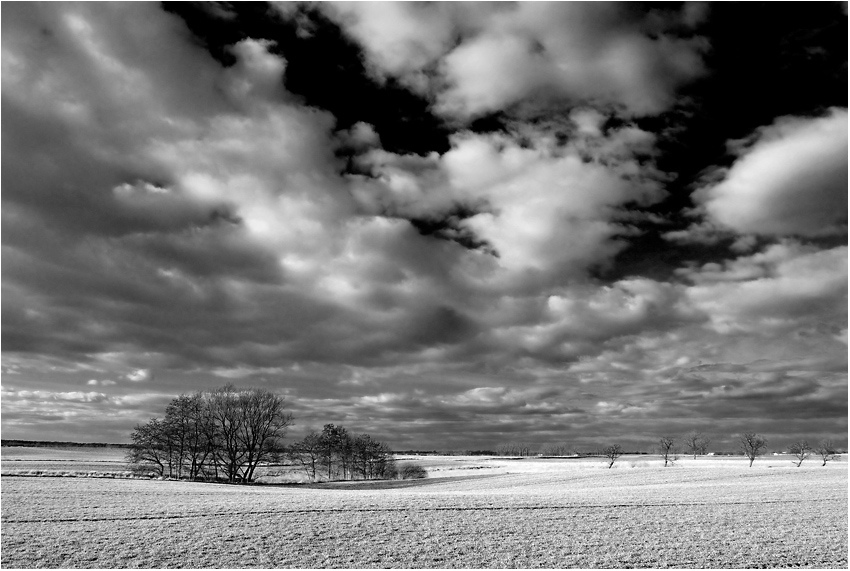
2, 457, 846, 568
1, 446, 130, 475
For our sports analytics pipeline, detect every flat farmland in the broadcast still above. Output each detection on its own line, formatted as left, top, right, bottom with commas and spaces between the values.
1, 446, 131, 475
2, 456, 847, 568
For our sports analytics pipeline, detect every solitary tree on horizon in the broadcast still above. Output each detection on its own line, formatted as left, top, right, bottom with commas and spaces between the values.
740, 432, 768, 467
602, 444, 623, 469
659, 436, 678, 467
815, 439, 840, 466
789, 440, 811, 467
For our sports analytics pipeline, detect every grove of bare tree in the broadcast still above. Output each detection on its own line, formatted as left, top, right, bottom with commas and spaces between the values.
127, 385, 292, 482
287, 424, 397, 482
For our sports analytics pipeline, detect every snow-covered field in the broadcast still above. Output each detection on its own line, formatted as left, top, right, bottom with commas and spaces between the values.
2, 454, 846, 568
1, 445, 131, 475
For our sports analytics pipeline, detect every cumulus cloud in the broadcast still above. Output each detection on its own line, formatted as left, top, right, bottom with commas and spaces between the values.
320, 2, 480, 90
323, 3, 707, 119
351, 120, 667, 287
1, 4, 845, 448
691, 109, 848, 237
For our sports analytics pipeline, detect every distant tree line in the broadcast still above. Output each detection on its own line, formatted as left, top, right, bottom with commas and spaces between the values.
1, 440, 132, 448
127, 385, 292, 482
287, 423, 397, 482
494, 431, 842, 469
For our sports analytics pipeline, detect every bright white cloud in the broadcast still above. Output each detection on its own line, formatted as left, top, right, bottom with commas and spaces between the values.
693, 109, 848, 237
321, 2, 481, 91
323, 3, 707, 119
353, 124, 666, 287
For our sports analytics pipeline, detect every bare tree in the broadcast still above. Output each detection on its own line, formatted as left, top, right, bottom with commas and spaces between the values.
683, 431, 711, 459
697, 436, 711, 455
659, 436, 678, 467
602, 444, 623, 469
127, 418, 170, 477
740, 432, 768, 467
319, 424, 351, 481
237, 388, 293, 482
815, 439, 840, 466
351, 433, 396, 480
288, 431, 324, 481
165, 393, 211, 480
207, 385, 248, 482
788, 440, 811, 467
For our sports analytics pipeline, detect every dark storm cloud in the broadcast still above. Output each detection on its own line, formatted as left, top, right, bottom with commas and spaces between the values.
1, 2, 846, 449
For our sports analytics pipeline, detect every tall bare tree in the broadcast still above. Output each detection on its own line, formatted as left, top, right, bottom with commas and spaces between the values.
740, 432, 768, 467
207, 385, 248, 482
815, 439, 840, 466
165, 393, 211, 480
319, 424, 351, 481
127, 418, 171, 477
602, 444, 623, 469
788, 440, 811, 467
238, 388, 293, 482
659, 436, 678, 467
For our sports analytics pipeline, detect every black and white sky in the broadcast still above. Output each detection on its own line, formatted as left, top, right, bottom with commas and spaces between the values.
2, 2, 847, 450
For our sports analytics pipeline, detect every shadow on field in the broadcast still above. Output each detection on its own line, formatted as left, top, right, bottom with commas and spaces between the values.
259, 473, 502, 490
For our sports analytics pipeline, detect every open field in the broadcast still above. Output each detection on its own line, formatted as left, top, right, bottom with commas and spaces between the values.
1, 445, 131, 476
2, 454, 846, 568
